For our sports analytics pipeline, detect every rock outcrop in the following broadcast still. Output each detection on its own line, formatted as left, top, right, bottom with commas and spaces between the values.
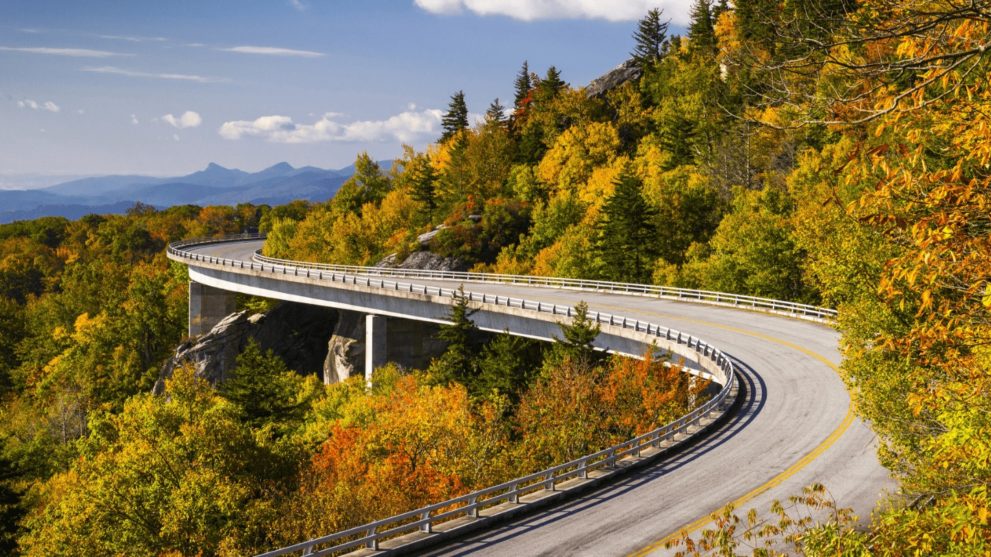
156, 302, 337, 392
323, 310, 365, 383
585, 59, 642, 98
376, 250, 468, 272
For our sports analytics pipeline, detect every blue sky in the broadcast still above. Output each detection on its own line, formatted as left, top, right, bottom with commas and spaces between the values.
1, 0, 690, 179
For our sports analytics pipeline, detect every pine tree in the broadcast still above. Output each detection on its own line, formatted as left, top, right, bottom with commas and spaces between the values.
220, 338, 303, 427
548, 301, 603, 370
485, 98, 507, 126
431, 287, 483, 386
407, 154, 437, 221
537, 66, 566, 101
688, 0, 717, 56
595, 165, 659, 283
440, 90, 469, 142
513, 60, 532, 110
631, 8, 669, 65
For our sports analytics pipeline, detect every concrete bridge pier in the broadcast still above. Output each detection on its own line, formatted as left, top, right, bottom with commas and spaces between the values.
188, 281, 236, 337
365, 314, 387, 387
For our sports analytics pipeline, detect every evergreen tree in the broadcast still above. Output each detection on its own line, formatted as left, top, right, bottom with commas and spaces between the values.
537, 66, 566, 101
688, 0, 717, 56
631, 8, 669, 65
485, 97, 507, 126
0, 453, 23, 554
659, 111, 698, 169
440, 90, 470, 142
220, 338, 304, 428
475, 332, 540, 400
548, 301, 603, 370
513, 60, 532, 110
407, 154, 438, 221
431, 287, 484, 385
595, 165, 659, 283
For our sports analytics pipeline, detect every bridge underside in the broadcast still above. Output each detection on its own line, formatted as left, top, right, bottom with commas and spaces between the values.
186, 266, 720, 383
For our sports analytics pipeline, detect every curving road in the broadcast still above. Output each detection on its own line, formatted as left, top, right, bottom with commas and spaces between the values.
182, 239, 894, 556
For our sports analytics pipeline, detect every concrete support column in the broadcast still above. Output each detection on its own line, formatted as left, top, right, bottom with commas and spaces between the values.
364, 314, 387, 387
188, 281, 236, 337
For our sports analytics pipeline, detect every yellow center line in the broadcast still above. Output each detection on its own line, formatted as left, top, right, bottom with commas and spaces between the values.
576, 302, 854, 557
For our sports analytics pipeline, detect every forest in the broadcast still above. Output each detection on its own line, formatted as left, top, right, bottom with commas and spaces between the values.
2, 0, 991, 554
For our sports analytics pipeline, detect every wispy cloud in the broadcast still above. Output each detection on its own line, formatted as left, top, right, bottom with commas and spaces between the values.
414, 0, 686, 23
131, 114, 139, 125
289, 0, 308, 11
81, 65, 228, 83
0, 46, 131, 57
17, 99, 60, 112
97, 34, 169, 43
220, 45, 324, 58
219, 108, 443, 144
161, 111, 202, 129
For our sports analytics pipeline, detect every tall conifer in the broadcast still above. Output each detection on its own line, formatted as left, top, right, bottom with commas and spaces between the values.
440, 90, 469, 142
594, 166, 659, 283
631, 8, 669, 65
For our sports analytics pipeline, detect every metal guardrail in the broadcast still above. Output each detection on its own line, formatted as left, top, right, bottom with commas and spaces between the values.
164, 234, 816, 556
250, 251, 836, 322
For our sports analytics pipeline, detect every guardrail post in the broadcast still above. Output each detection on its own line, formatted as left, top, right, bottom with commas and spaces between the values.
367, 527, 378, 550
510, 483, 519, 503
421, 511, 432, 532
469, 496, 479, 518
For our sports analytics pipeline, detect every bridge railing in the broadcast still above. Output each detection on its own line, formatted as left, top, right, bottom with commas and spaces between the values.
250, 251, 835, 322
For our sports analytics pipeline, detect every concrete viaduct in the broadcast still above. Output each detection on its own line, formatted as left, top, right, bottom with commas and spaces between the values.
168, 235, 893, 556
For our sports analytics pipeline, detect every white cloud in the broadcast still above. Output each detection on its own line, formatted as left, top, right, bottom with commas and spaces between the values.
219, 108, 444, 144
97, 34, 168, 43
413, 0, 690, 24
0, 46, 130, 57
173, 133, 181, 142
289, 0, 308, 11
77, 108, 85, 115
81, 65, 227, 83
131, 114, 139, 125
17, 99, 60, 112
161, 111, 202, 129
220, 45, 324, 58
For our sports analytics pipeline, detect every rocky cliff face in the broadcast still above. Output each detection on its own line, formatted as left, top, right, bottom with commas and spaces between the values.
376, 250, 468, 272
156, 302, 337, 392
585, 59, 642, 98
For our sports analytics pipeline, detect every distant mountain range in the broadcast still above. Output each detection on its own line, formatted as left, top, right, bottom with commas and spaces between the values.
0, 161, 391, 224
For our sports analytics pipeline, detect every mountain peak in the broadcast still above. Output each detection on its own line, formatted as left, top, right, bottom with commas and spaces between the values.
264, 162, 294, 172
205, 162, 229, 171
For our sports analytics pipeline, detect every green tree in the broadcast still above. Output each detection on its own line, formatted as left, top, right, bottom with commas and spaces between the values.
220, 339, 310, 430
536, 66, 566, 102
631, 8, 669, 65
547, 301, 603, 370
688, 0, 717, 56
430, 288, 484, 386
332, 152, 391, 215
594, 167, 659, 283
485, 98, 507, 126
440, 90, 469, 142
513, 60, 532, 112
405, 154, 438, 222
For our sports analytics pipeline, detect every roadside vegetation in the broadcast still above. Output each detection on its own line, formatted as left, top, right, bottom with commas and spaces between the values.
1, 0, 990, 553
